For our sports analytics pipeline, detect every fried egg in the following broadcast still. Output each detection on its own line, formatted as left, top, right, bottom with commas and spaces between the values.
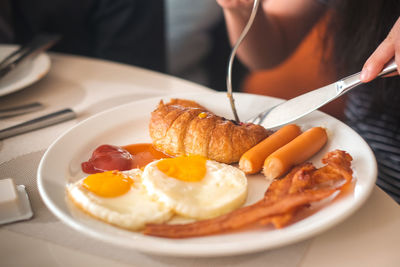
142, 155, 248, 219
67, 169, 172, 230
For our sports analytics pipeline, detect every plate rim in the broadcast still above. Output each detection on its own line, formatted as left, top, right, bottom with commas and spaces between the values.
37, 91, 377, 257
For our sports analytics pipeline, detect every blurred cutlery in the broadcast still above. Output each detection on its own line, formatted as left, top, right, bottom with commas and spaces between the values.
248, 59, 398, 129
0, 108, 76, 140
226, 0, 260, 122
0, 34, 60, 80
0, 102, 44, 118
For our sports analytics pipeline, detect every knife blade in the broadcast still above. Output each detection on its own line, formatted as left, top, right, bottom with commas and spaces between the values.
255, 59, 398, 129
0, 34, 60, 79
0, 108, 76, 140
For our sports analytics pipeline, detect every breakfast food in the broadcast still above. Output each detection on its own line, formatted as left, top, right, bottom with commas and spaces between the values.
142, 156, 248, 219
81, 145, 133, 174
70, 98, 356, 239
69, 155, 248, 229
81, 144, 170, 174
239, 124, 301, 174
67, 169, 172, 230
263, 127, 328, 180
143, 150, 353, 238
149, 99, 271, 163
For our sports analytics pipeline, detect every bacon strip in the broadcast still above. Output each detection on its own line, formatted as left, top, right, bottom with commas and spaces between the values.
143, 189, 335, 238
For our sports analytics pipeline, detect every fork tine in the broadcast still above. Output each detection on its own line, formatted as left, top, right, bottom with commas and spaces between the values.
247, 105, 275, 125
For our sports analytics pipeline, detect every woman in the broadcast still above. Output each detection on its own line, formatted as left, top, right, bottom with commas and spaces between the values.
1, 0, 239, 89
217, 0, 400, 202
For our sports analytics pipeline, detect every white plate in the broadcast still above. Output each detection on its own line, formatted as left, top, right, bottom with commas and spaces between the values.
0, 45, 51, 97
37, 92, 377, 257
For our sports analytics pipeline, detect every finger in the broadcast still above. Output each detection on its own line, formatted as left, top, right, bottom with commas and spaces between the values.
382, 71, 399, 78
394, 25, 400, 77
239, 0, 255, 7
361, 16, 400, 82
360, 37, 394, 82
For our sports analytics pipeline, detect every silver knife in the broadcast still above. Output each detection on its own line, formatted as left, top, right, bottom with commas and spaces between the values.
0, 108, 76, 139
0, 102, 44, 118
250, 59, 398, 129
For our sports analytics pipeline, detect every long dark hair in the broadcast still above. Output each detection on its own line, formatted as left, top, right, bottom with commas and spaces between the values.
326, 0, 400, 112
327, 0, 399, 74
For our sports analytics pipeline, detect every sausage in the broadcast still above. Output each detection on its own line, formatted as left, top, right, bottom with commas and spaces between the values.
239, 124, 301, 174
263, 127, 328, 180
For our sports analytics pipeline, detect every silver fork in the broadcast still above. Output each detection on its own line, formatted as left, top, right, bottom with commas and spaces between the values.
246, 104, 277, 125
226, 0, 261, 123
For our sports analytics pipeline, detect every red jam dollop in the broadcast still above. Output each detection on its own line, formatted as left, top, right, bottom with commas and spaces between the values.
81, 143, 170, 174
81, 145, 133, 174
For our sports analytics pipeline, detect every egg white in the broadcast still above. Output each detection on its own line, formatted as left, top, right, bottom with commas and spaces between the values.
142, 159, 248, 219
67, 169, 173, 230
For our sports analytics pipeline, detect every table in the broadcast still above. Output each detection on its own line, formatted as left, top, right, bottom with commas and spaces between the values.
1, 53, 399, 267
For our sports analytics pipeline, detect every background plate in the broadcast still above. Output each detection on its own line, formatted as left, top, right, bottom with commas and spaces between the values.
37, 92, 377, 257
0, 45, 51, 97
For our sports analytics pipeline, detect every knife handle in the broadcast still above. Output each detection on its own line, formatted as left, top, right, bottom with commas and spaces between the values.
0, 108, 76, 140
378, 58, 398, 76
0, 102, 44, 118
337, 58, 398, 96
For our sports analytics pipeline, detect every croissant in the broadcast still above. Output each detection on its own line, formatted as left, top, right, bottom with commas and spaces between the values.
149, 99, 271, 164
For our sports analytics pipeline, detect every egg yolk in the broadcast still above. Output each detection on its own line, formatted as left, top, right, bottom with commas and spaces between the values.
82, 170, 133, 197
156, 155, 207, 182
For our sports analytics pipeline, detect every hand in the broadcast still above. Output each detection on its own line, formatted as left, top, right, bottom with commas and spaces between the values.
361, 16, 400, 82
216, 0, 254, 9
216, 0, 258, 18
